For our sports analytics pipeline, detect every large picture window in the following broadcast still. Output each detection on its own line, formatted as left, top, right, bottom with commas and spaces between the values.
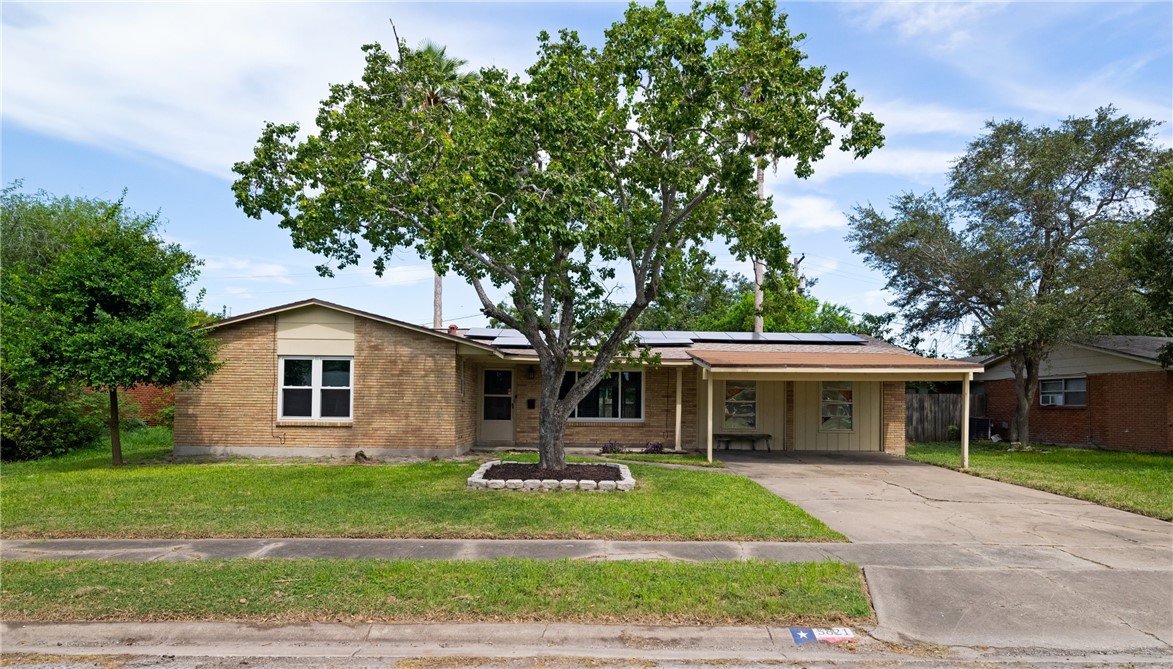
559, 371, 643, 421
1040, 378, 1087, 406
724, 381, 757, 429
280, 357, 352, 420
820, 381, 853, 431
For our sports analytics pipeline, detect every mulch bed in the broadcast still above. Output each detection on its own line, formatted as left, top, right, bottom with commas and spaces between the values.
483, 462, 622, 482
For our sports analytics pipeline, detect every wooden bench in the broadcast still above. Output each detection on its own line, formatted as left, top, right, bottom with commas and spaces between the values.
713, 433, 773, 452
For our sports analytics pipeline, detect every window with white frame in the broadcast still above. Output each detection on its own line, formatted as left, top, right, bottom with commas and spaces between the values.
1040, 378, 1087, 406
280, 357, 352, 420
820, 381, 854, 431
723, 381, 757, 429
559, 371, 643, 420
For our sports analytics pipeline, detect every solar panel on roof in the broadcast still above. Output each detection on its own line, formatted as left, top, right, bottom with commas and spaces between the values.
491, 336, 532, 348
651, 338, 695, 346
465, 328, 505, 339
634, 331, 666, 340
822, 333, 867, 343
693, 332, 734, 342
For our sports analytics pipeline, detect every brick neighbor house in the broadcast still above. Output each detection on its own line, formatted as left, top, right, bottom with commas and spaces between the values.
173, 299, 983, 460
977, 336, 1173, 453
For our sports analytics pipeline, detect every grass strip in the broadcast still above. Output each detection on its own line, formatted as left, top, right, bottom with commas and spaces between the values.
907, 441, 1173, 521
1, 429, 841, 541
0, 558, 871, 625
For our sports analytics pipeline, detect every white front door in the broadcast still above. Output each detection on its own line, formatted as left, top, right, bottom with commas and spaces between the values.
480, 369, 514, 443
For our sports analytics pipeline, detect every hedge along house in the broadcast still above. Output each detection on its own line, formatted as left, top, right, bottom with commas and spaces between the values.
174, 299, 985, 462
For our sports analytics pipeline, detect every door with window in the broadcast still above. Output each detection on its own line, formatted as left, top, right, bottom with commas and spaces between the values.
480, 369, 514, 443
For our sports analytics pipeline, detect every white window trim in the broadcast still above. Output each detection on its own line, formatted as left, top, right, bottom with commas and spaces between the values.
1039, 376, 1087, 407
818, 381, 856, 433
566, 370, 645, 423
279, 356, 354, 421
723, 380, 758, 431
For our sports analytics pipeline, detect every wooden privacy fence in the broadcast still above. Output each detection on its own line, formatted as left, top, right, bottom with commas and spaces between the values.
905, 392, 987, 442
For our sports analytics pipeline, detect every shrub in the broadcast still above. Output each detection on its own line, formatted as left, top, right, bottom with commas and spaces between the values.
642, 441, 666, 454
0, 375, 104, 461
598, 440, 624, 454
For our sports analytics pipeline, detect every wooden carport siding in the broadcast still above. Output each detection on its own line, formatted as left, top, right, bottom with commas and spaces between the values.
687, 350, 985, 464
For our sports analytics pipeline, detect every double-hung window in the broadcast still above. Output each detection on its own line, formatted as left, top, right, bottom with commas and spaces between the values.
280, 357, 352, 420
820, 381, 854, 431
723, 381, 757, 429
559, 371, 643, 420
1040, 378, 1087, 406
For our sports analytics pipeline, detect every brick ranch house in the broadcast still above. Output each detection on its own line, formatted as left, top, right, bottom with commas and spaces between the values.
976, 336, 1173, 453
174, 299, 984, 461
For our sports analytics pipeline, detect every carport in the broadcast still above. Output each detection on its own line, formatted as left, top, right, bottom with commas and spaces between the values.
688, 351, 985, 464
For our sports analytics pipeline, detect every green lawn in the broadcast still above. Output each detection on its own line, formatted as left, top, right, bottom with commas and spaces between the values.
1, 428, 841, 541
0, 558, 870, 625
907, 441, 1173, 521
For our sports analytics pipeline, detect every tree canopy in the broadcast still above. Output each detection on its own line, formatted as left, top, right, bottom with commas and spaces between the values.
1121, 165, 1173, 366
233, 0, 883, 469
2, 187, 219, 464
847, 107, 1169, 444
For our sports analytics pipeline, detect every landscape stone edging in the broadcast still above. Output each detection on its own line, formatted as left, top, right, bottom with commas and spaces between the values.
467, 460, 635, 492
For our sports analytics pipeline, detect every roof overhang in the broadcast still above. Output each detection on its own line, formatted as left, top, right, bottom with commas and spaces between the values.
688, 350, 983, 381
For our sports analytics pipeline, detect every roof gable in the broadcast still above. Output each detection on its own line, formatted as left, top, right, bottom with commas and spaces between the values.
202, 298, 500, 353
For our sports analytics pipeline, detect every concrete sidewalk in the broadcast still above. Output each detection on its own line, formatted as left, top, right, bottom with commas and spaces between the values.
4, 621, 1172, 667
6, 536, 1170, 570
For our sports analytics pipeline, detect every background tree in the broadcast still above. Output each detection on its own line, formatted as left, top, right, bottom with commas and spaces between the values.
1120, 165, 1173, 366
848, 107, 1167, 444
1, 186, 108, 460
411, 39, 481, 330
5, 189, 219, 465
234, 0, 883, 470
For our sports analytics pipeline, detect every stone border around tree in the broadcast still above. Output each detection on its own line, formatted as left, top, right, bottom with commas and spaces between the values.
467, 460, 636, 492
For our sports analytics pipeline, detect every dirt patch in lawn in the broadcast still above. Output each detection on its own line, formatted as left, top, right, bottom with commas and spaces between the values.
483, 462, 622, 482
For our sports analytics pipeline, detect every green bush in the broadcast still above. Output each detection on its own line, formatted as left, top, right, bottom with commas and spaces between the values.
0, 375, 105, 461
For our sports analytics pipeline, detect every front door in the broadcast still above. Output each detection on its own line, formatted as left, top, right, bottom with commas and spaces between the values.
481, 369, 514, 443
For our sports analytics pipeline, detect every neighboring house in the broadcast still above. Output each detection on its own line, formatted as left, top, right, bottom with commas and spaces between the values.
173, 299, 983, 460
977, 336, 1173, 453
121, 384, 175, 426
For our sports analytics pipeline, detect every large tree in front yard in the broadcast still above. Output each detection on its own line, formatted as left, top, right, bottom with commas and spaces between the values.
232, 0, 883, 470
847, 107, 1168, 444
6, 192, 219, 465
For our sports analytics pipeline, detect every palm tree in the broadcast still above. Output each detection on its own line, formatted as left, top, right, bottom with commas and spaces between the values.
413, 41, 479, 329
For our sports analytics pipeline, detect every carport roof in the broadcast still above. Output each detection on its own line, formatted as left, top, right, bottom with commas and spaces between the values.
688, 350, 984, 373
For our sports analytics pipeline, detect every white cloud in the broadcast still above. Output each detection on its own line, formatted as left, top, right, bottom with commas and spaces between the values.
1, 3, 528, 178
769, 194, 848, 231
867, 99, 991, 137
852, 2, 1009, 49
771, 145, 956, 184
363, 264, 436, 288
202, 258, 295, 285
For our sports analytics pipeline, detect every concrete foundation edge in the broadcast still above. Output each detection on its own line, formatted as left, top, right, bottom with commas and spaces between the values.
173, 444, 472, 460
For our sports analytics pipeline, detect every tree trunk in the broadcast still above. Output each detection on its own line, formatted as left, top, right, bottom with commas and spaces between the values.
1009, 352, 1039, 445
536, 363, 570, 471
432, 273, 443, 330
108, 387, 123, 466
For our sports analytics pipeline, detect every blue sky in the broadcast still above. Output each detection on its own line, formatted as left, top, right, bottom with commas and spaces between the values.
3, 1, 1170, 354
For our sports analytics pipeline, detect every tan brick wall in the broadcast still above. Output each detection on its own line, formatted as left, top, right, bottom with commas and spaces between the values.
175, 314, 468, 455
882, 381, 906, 455
508, 365, 698, 450
455, 357, 479, 448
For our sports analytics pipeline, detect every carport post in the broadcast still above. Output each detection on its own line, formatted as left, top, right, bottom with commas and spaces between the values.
961, 372, 972, 469
705, 371, 714, 463
674, 367, 683, 452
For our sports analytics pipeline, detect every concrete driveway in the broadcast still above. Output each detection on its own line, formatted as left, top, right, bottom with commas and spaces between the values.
722, 451, 1173, 654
